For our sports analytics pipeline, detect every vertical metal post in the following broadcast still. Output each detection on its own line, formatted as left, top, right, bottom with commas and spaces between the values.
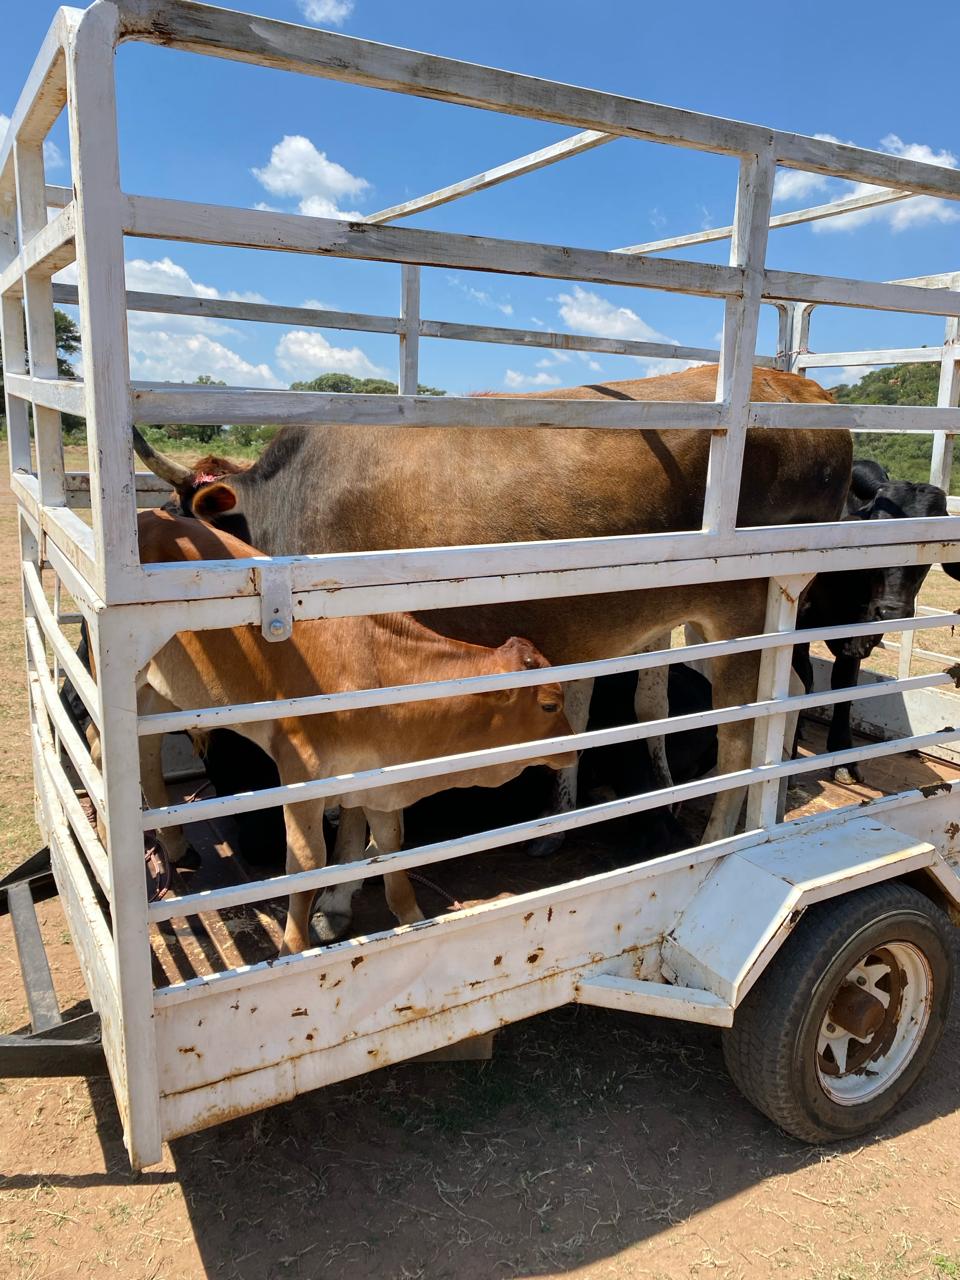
0, 291, 32, 476
64, 1, 139, 600
745, 573, 812, 830
930, 310, 959, 493
65, 3, 162, 1170
783, 302, 813, 375
399, 264, 421, 395
15, 140, 67, 508
702, 146, 776, 534
0, 186, 32, 475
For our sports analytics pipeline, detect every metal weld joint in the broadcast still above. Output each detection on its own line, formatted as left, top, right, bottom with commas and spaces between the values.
254, 562, 293, 643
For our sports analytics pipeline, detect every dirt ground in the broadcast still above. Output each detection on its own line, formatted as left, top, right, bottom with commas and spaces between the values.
2, 457, 960, 1280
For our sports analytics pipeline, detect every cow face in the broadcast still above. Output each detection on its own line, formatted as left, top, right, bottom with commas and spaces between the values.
852, 480, 947, 625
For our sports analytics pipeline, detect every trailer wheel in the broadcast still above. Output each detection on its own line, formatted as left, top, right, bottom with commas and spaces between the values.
722, 881, 954, 1143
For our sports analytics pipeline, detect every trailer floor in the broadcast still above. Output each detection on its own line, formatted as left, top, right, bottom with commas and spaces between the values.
148, 723, 960, 986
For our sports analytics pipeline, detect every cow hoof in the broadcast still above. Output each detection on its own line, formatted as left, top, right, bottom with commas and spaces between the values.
310, 910, 353, 943
832, 764, 862, 785
527, 832, 565, 858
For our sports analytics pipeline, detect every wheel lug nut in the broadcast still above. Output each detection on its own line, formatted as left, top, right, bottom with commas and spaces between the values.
826, 1023, 837, 1034
857, 976, 867, 987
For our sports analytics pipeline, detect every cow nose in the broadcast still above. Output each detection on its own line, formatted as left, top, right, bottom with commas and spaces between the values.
876, 603, 912, 623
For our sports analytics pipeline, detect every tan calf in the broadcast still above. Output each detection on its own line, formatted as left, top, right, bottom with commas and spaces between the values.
135, 510, 574, 954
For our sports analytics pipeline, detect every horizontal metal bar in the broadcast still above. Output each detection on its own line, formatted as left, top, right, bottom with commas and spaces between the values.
141, 665, 954, 832
0, 203, 76, 297
123, 193, 742, 300
22, 559, 100, 732
795, 347, 943, 369
419, 317, 728, 364
44, 184, 72, 209
8, 882, 61, 1033
750, 402, 960, 431
31, 714, 110, 898
574, 974, 733, 1026
5, 371, 85, 416
52, 281, 403, 336
117, 0, 960, 197
12, 472, 99, 589
137, 611, 960, 738
24, 626, 104, 815
615, 186, 913, 255
0, 1012, 106, 1078
130, 384, 726, 429
366, 129, 616, 224
148, 708, 960, 922
764, 269, 960, 318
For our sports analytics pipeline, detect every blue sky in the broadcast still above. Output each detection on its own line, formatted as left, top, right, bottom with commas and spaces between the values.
3, 0, 960, 394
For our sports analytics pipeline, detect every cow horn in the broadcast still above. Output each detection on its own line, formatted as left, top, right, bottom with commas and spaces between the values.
132, 426, 192, 486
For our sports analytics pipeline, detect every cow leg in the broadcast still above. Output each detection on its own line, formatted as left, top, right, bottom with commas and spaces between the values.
311, 806, 369, 942
366, 809, 424, 926
634, 630, 674, 794
697, 596, 766, 845
790, 642, 814, 757
828, 653, 863, 784
136, 687, 195, 865
527, 677, 594, 858
278, 794, 327, 956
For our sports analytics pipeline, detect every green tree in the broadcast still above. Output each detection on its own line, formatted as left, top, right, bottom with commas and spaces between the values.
834, 361, 960, 491
1, 307, 84, 435
289, 372, 445, 396
150, 375, 226, 444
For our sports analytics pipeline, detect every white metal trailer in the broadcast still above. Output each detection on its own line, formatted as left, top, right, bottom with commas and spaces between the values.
2, 0, 960, 1171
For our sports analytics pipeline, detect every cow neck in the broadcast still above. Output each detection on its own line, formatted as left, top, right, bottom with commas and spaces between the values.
365, 612, 505, 684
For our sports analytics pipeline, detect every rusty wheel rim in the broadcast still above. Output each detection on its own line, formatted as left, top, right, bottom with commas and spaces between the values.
816, 942, 932, 1106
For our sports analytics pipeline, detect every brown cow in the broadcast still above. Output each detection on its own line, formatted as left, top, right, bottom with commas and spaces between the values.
135, 510, 574, 954
135, 364, 852, 861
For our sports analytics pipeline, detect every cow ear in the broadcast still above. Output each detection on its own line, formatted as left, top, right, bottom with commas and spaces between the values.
193, 481, 238, 521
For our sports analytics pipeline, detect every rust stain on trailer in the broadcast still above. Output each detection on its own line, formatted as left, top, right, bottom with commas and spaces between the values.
547, 907, 553, 923
493, 955, 503, 965
178, 1045, 202, 1058
523, 912, 534, 923
921, 781, 952, 797
350, 956, 364, 968
291, 1007, 308, 1017
527, 948, 544, 964
946, 822, 960, 839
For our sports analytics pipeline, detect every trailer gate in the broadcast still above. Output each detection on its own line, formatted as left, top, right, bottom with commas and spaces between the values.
2, 0, 960, 1167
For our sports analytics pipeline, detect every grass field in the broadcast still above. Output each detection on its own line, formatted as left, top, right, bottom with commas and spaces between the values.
0, 451, 959, 1279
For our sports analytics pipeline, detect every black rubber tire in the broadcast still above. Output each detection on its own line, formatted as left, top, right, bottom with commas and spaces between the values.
722, 881, 954, 1144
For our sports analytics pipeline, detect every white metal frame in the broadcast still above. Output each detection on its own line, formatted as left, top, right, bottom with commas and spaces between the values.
4, 0, 960, 1169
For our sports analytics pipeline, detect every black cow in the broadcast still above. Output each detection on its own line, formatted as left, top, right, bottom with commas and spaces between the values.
793, 460, 960, 781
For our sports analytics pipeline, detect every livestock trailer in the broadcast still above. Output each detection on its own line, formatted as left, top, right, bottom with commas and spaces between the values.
2, 0, 960, 1170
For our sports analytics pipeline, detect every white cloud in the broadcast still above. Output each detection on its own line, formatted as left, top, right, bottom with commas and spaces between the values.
275, 329, 387, 379
252, 135, 369, 220
504, 369, 562, 389
298, 0, 354, 24
56, 254, 281, 383
649, 207, 667, 230
447, 274, 513, 316
555, 284, 675, 345
0, 114, 63, 170
128, 331, 280, 387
